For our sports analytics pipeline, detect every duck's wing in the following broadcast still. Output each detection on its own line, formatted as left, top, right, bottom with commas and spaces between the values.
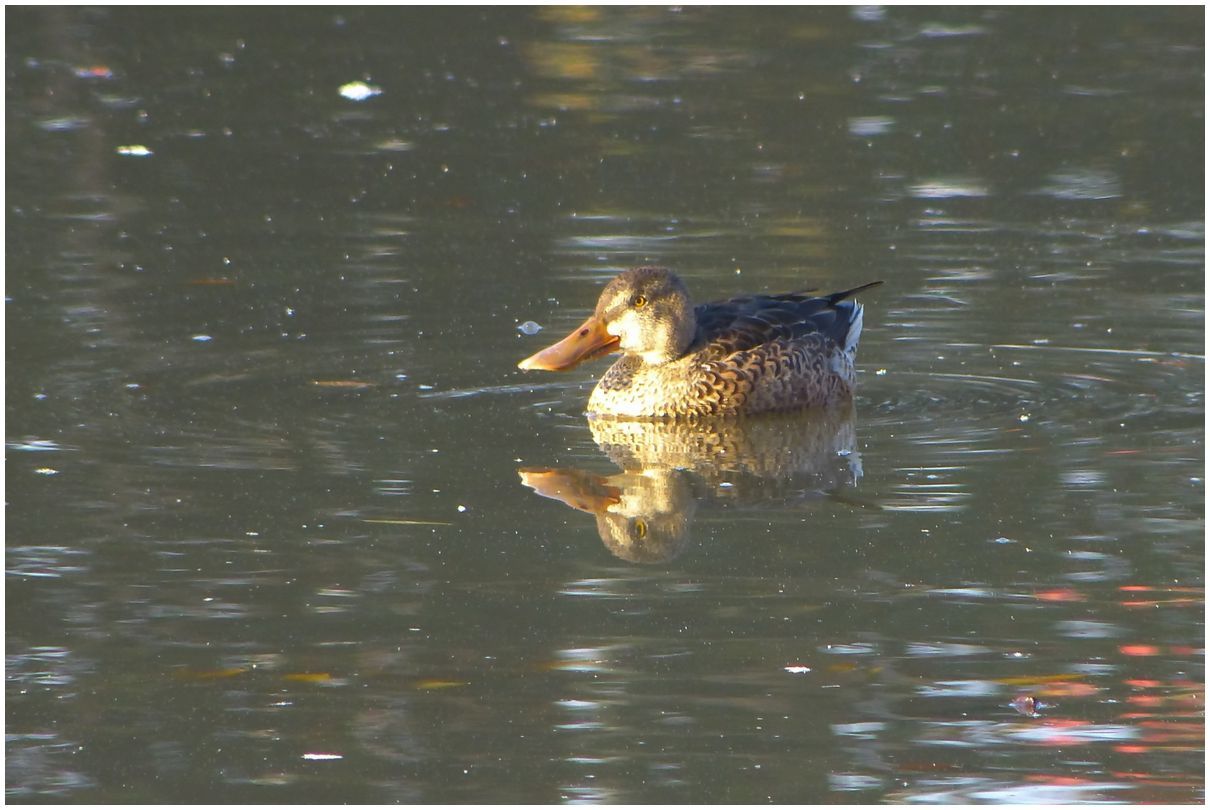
694, 282, 882, 357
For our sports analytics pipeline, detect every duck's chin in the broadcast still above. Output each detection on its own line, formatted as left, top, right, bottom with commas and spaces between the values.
635, 348, 681, 366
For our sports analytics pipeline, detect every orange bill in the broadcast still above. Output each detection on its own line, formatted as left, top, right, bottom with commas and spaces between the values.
517, 314, 619, 371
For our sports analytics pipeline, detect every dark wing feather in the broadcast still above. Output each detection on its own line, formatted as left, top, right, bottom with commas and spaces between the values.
693, 282, 881, 358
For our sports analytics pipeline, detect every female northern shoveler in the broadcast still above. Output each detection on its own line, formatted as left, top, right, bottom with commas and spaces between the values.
518, 266, 881, 419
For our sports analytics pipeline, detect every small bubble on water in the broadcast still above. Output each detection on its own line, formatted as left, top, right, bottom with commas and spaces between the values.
518, 320, 543, 335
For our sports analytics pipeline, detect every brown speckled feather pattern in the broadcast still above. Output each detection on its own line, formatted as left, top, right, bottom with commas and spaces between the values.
588, 282, 879, 418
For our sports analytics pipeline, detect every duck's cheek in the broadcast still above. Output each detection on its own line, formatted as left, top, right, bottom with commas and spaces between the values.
611, 312, 650, 351
607, 321, 635, 352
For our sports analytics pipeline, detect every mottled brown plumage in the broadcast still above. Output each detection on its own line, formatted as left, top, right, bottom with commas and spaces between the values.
518, 267, 880, 418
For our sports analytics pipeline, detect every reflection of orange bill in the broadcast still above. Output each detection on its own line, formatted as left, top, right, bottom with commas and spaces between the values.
518, 468, 621, 514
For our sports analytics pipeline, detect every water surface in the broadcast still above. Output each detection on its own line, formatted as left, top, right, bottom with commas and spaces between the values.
6, 7, 1203, 804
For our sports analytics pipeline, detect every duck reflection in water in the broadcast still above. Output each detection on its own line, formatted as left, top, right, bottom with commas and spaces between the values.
519, 405, 861, 563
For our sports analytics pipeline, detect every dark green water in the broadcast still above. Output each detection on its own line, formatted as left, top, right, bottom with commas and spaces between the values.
6, 7, 1203, 803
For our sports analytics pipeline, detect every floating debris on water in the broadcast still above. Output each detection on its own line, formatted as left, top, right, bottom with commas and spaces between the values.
374, 138, 415, 152
312, 380, 373, 389
1010, 694, 1052, 717
339, 81, 382, 101
283, 672, 334, 684
73, 65, 114, 79
415, 679, 470, 690
362, 518, 452, 526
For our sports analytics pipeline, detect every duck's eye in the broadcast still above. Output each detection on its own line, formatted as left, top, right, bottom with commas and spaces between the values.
633, 519, 648, 539
631, 294, 648, 309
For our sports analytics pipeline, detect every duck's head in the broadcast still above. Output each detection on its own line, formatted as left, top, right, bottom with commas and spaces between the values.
518, 267, 696, 371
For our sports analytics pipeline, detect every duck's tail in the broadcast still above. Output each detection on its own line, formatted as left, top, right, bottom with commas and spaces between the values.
827, 280, 883, 306
833, 281, 882, 357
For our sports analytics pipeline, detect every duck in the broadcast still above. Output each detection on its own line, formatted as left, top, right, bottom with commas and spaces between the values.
518, 266, 881, 419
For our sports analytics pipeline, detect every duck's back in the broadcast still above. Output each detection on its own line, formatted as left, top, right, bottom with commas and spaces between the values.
694, 288, 860, 355
689, 284, 877, 415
